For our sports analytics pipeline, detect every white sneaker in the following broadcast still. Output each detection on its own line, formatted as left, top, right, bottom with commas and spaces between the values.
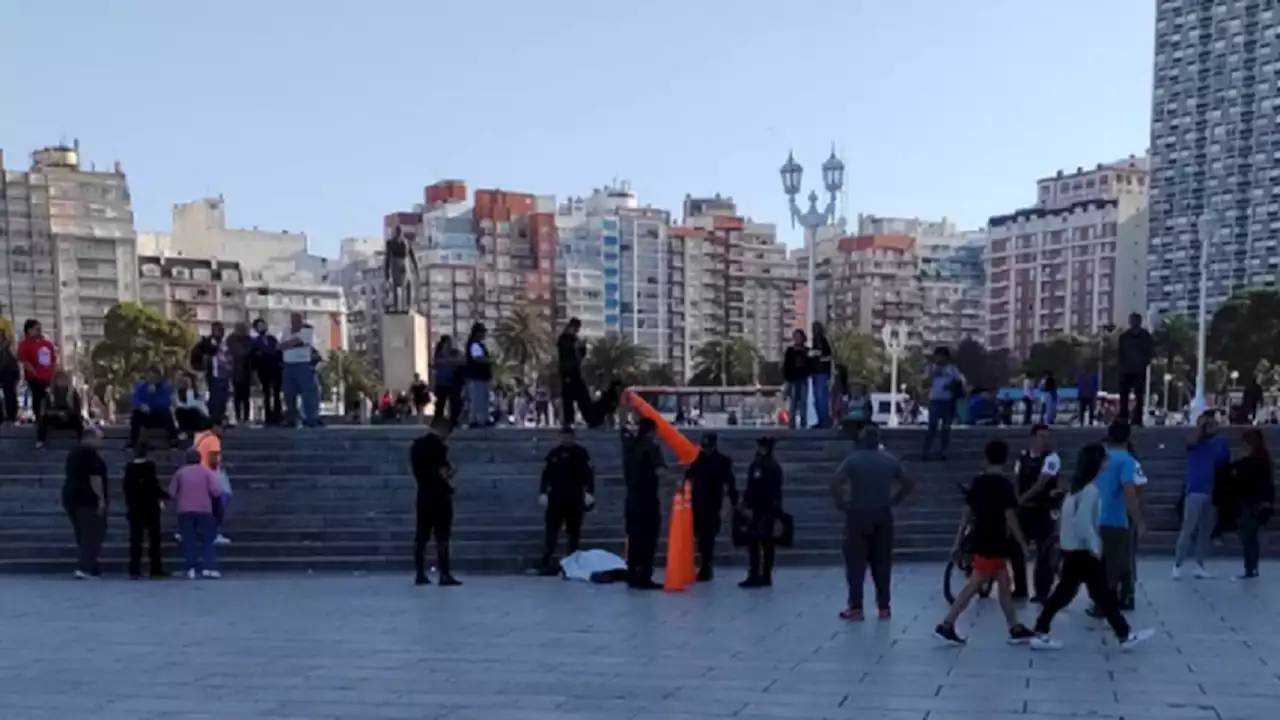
185, 569, 198, 580
1120, 628, 1155, 651
214, 534, 232, 546
1171, 565, 1183, 580
1030, 635, 1063, 651
1193, 565, 1213, 579
201, 569, 221, 579
73, 570, 92, 580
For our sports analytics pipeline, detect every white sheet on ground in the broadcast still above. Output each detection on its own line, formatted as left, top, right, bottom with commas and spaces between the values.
560, 549, 626, 582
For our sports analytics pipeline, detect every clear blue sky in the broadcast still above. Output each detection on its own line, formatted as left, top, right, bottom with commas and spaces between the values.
1, 0, 1154, 255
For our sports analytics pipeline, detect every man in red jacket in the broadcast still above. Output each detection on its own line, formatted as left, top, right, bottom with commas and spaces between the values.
17, 319, 56, 421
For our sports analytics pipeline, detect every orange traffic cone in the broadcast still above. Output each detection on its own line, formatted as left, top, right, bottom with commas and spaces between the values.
664, 482, 696, 592
623, 390, 699, 465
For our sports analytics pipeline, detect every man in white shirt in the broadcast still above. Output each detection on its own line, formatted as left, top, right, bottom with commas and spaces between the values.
280, 312, 321, 427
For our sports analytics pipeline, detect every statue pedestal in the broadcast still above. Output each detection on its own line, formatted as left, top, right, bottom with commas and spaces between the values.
378, 312, 429, 392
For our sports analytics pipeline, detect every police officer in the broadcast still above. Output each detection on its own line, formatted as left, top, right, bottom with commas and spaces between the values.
410, 418, 462, 587
685, 432, 738, 581
537, 428, 595, 574
624, 418, 665, 590
1010, 423, 1062, 601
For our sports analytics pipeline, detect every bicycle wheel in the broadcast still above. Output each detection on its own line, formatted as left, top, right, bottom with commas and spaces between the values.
943, 560, 960, 604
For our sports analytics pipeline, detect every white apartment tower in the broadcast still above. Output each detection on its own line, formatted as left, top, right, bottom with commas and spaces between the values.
1148, 0, 1280, 316
0, 144, 138, 360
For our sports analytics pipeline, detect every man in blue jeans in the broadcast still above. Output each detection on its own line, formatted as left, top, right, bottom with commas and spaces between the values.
809, 322, 834, 429
921, 347, 963, 460
280, 312, 321, 428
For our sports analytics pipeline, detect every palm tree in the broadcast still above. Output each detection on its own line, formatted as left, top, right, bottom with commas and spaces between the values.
492, 305, 552, 381
1154, 314, 1196, 366
643, 363, 677, 387
318, 349, 381, 410
583, 335, 650, 387
829, 329, 885, 388
691, 338, 758, 386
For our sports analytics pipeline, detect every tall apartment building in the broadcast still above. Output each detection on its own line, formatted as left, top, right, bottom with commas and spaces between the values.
1148, 0, 1280, 316
418, 182, 481, 350
138, 256, 246, 337
986, 158, 1150, 356
243, 275, 346, 355
918, 231, 987, 348
682, 197, 800, 366
818, 234, 925, 345
555, 185, 632, 339
0, 144, 139, 361
473, 189, 557, 334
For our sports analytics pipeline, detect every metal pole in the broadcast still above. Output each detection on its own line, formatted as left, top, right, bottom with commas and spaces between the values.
888, 352, 900, 428
806, 225, 816, 331
1164, 375, 1171, 413
1191, 217, 1211, 419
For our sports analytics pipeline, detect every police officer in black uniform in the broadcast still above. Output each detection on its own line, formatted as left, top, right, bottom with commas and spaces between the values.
624, 418, 665, 590
685, 432, 738, 581
1010, 423, 1062, 601
537, 428, 596, 574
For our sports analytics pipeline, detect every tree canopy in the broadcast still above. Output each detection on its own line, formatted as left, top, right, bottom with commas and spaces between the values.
583, 334, 650, 387
1207, 289, 1280, 376
317, 349, 381, 409
691, 338, 759, 386
492, 304, 552, 380
84, 302, 197, 406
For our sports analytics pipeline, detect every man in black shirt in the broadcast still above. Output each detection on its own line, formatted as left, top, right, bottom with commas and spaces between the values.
410, 418, 461, 586
685, 432, 738, 582
537, 429, 595, 574
624, 418, 665, 590
1010, 424, 1062, 601
557, 318, 592, 429
934, 439, 1035, 645
63, 427, 109, 579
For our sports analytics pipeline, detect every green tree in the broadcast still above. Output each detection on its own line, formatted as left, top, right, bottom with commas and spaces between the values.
758, 360, 784, 386
86, 302, 197, 411
1208, 289, 1280, 376
1024, 335, 1085, 385
317, 349, 381, 409
952, 338, 1016, 392
492, 304, 552, 381
1153, 314, 1196, 367
643, 362, 677, 387
583, 335, 651, 387
829, 329, 884, 387
691, 338, 758, 386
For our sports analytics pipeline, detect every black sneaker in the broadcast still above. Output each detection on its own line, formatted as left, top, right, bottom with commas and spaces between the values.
1007, 624, 1036, 645
414, 575, 431, 586
438, 574, 462, 587
934, 623, 966, 646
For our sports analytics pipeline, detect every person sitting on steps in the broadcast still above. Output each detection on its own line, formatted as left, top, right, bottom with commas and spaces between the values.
36, 370, 84, 450
127, 367, 179, 450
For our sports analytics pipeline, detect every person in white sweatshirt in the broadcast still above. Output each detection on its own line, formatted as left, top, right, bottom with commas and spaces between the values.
1029, 443, 1154, 651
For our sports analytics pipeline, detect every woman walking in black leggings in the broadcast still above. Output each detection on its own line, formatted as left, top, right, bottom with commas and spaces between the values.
1232, 428, 1275, 580
1029, 444, 1153, 651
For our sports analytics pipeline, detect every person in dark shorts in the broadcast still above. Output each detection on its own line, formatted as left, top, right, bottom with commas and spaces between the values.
935, 439, 1035, 645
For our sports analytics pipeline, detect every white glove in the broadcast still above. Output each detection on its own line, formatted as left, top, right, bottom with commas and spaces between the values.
583, 492, 595, 508
538, 493, 548, 509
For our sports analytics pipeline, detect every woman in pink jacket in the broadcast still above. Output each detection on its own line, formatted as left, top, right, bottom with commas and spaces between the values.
168, 448, 223, 579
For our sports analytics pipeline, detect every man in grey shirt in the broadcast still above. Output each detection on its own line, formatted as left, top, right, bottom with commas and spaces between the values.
831, 425, 915, 620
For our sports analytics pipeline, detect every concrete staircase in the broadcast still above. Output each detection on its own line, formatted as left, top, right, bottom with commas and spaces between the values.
0, 424, 1274, 575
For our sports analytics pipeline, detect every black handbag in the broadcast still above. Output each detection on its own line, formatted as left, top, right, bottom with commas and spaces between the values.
774, 511, 795, 547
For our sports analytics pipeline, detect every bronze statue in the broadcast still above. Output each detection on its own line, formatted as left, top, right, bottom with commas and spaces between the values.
384, 226, 419, 314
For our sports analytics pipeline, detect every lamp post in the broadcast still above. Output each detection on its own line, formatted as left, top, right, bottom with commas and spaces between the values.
881, 323, 908, 428
1163, 372, 1173, 413
1189, 212, 1219, 420
781, 146, 843, 426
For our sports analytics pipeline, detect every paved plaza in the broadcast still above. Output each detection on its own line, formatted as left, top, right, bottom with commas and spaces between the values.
0, 561, 1276, 720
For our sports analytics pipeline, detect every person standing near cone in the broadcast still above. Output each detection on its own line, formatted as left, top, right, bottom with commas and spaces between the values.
410, 418, 461, 587
625, 418, 665, 590
537, 429, 596, 575
740, 436, 784, 588
685, 432, 738, 582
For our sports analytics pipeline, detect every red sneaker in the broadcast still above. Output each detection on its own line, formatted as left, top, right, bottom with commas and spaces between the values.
839, 608, 865, 622
878, 607, 891, 620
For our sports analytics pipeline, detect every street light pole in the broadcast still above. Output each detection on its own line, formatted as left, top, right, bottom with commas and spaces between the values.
780, 147, 844, 427
1190, 212, 1217, 420
1163, 372, 1172, 413
881, 324, 907, 428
